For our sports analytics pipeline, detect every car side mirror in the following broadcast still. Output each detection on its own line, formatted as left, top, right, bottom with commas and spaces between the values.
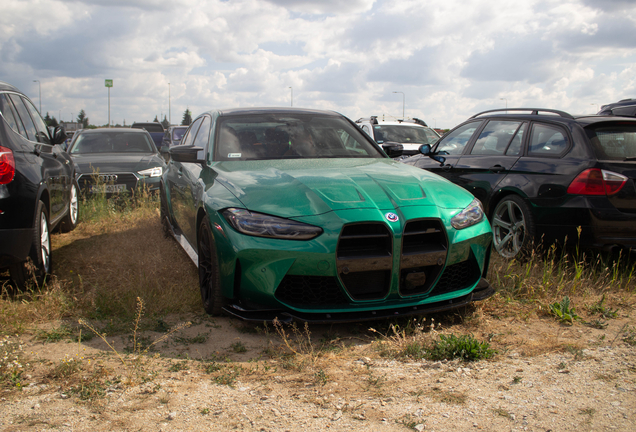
381, 142, 403, 158
170, 145, 206, 163
418, 144, 431, 155
51, 125, 67, 145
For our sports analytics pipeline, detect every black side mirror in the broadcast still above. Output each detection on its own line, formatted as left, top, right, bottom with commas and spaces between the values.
170, 145, 206, 163
51, 125, 67, 145
418, 144, 431, 155
381, 142, 403, 158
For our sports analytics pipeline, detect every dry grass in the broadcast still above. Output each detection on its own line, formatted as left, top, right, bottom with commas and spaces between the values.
0, 192, 200, 334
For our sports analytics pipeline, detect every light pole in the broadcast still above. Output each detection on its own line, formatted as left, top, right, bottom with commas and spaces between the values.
433, 118, 436, 128
500, 98, 507, 113
33, 80, 41, 113
591, 103, 598, 113
289, 87, 293, 107
393, 91, 405, 119
169, 83, 171, 125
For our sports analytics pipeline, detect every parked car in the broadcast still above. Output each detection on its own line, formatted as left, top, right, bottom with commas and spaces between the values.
161, 125, 188, 148
160, 107, 494, 322
598, 99, 636, 117
131, 121, 164, 150
403, 108, 636, 259
68, 128, 166, 195
356, 116, 440, 156
0, 81, 78, 288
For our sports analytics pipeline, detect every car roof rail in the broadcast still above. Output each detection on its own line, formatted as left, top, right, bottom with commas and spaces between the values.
469, 108, 575, 120
355, 116, 378, 125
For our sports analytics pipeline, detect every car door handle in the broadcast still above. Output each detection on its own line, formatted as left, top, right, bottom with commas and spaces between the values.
489, 165, 506, 172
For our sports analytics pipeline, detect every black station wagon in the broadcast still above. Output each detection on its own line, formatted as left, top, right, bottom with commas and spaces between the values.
404, 108, 636, 259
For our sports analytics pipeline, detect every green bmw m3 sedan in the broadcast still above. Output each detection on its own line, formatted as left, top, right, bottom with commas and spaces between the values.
160, 107, 494, 323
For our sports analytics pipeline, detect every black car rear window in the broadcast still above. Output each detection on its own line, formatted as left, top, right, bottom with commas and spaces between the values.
585, 123, 636, 161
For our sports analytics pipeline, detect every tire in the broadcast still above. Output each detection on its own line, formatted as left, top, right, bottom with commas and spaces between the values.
9, 201, 52, 288
198, 217, 226, 315
159, 184, 172, 238
491, 195, 536, 259
59, 181, 79, 233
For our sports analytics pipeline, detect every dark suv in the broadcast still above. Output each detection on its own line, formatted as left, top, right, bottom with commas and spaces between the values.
0, 81, 78, 287
404, 108, 636, 259
598, 99, 636, 117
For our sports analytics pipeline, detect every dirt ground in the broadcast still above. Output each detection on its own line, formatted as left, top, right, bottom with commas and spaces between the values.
1, 306, 635, 432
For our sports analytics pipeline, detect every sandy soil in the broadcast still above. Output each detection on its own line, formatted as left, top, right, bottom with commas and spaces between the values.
1, 308, 635, 432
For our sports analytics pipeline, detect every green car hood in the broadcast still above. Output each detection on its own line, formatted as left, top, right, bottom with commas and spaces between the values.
212, 158, 474, 218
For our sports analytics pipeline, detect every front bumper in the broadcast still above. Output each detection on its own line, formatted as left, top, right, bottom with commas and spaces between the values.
223, 277, 495, 323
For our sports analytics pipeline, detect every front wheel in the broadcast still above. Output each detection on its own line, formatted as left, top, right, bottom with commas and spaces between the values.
491, 195, 536, 259
198, 218, 226, 315
9, 201, 52, 288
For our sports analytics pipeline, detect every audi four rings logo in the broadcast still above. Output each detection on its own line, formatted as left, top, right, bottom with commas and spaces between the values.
98, 174, 118, 182
385, 212, 399, 222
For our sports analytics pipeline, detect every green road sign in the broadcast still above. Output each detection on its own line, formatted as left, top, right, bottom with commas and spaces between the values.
105, 79, 113, 88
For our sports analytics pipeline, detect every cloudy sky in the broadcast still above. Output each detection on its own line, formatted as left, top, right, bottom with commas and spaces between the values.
1, 0, 635, 128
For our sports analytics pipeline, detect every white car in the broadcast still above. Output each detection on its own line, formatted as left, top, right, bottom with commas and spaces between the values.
356, 116, 440, 156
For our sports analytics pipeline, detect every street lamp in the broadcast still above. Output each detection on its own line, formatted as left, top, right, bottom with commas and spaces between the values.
33, 80, 41, 113
500, 98, 507, 113
169, 83, 171, 125
393, 91, 405, 119
289, 87, 293, 107
591, 103, 598, 113
432, 118, 436, 128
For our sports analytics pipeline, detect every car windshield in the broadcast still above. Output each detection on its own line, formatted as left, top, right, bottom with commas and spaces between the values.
586, 123, 636, 160
215, 114, 384, 161
172, 128, 186, 141
373, 125, 438, 145
69, 132, 155, 154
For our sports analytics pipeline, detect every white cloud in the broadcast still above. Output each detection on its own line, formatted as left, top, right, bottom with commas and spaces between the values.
1, 0, 635, 128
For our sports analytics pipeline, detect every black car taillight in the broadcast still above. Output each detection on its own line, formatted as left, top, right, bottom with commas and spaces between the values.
0, 145, 16, 185
567, 168, 628, 196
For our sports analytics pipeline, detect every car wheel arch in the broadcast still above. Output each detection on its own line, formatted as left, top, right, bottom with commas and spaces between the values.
487, 189, 530, 220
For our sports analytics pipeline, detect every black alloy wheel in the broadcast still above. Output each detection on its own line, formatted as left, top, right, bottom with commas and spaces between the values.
198, 217, 225, 315
491, 195, 536, 259
9, 201, 51, 288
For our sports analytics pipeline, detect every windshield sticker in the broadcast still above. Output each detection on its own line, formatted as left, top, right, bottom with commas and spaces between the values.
227, 153, 242, 158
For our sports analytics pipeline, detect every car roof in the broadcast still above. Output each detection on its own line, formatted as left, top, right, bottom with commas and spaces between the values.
0, 81, 21, 93
214, 107, 341, 117
77, 127, 150, 134
468, 108, 636, 127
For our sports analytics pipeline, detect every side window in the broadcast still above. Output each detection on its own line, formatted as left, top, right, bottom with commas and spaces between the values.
529, 124, 569, 156
0, 94, 25, 136
436, 121, 481, 155
23, 97, 51, 144
505, 123, 526, 156
180, 118, 203, 147
470, 121, 522, 155
9, 94, 38, 141
192, 116, 211, 149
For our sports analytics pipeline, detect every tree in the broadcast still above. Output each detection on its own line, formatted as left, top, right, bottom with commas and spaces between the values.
153, 115, 159, 123
77, 109, 89, 128
161, 115, 170, 129
181, 108, 192, 126
43, 112, 59, 127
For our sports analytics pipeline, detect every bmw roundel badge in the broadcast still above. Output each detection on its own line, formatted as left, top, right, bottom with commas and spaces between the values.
385, 212, 399, 222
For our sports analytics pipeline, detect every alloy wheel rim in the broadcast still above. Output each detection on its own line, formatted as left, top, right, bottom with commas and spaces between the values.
40, 212, 50, 273
492, 200, 526, 258
70, 185, 78, 225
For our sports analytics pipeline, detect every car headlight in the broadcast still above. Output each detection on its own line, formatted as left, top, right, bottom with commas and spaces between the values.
137, 167, 163, 178
222, 208, 323, 240
451, 198, 485, 230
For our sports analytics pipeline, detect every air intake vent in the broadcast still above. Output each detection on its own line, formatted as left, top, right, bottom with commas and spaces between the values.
337, 223, 392, 300
275, 275, 349, 308
429, 251, 481, 296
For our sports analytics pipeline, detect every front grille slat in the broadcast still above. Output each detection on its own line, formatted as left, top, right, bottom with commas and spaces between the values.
400, 219, 448, 296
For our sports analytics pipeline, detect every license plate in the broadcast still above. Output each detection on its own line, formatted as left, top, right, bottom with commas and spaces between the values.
90, 184, 127, 193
